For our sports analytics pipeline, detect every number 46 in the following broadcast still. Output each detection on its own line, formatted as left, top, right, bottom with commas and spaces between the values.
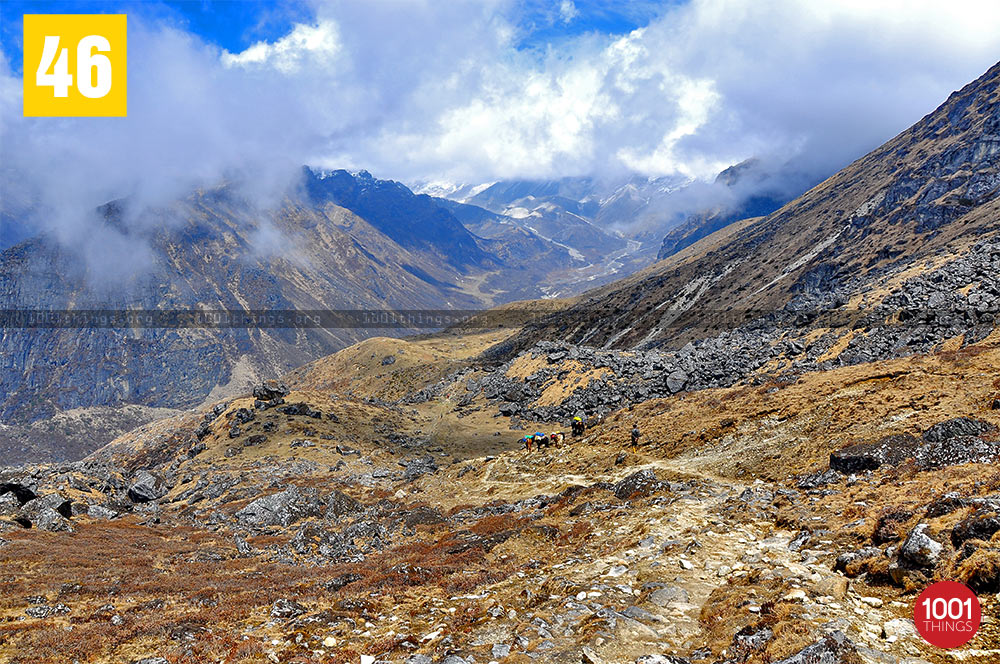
36, 35, 112, 98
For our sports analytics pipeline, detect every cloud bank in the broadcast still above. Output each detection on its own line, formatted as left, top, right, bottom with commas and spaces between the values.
3, 0, 1000, 256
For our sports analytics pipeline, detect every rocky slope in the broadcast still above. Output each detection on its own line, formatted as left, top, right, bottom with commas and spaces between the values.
507, 60, 1000, 355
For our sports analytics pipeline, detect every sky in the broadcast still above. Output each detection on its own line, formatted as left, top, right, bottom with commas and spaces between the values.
3, 0, 1000, 259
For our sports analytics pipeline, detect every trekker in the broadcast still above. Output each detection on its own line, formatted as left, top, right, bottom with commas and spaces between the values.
630, 425, 641, 452
534, 432, 550, 450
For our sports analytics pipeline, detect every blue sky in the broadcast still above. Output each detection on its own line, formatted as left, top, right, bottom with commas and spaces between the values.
1, 0, 670, 76
1, 0, 315, 74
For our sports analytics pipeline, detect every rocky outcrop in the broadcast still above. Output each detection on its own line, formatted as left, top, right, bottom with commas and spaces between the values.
235, 486, 325, 528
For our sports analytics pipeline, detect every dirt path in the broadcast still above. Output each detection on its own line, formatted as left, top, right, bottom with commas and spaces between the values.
446, 451, 947, 664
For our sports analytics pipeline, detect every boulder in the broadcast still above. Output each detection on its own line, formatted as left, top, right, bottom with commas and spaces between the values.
899, 524, 942, 567
916, 434, 1000, 469
253, 380, 289, 401
613, 470, 665, 500
648, 585, 689, 606
0, 482, 37, 506
0, 491, 23, 516
291, 524, 349, 559
19, 493, 73, 521
829, 434, 919, 473
278, 403, 323, 418
325, 490, 363, 518
403, 456, 438, 481
35, 508, 74, 533
665, 370, 688, 394
270, 598, 306, 619
951, 513, 1000, 547
235, 486, 324, 528
923, 417, 997, 443
770, 631, 860, 664
128, 471, 168, 504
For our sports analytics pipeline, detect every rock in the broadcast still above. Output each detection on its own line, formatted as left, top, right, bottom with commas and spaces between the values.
253, 380, 289, 401
402, 456, 438, 481
381, 355, 396, 366
0, 482, 37, 506
278, 403, 322, 418
636, 656, 691, 664
833, 547, 880, 576
812, 576, 849, 599
492, 644, 511, 659
245, 434, 267, 447
881, 618, 917, 642
770, 631, 860, 664
401, 506, 446, 527
797, 469, 842, 489
405, 656, 432, 664
859, 596, 883, 608
916, 434, 1000, 469
899, 524, 942, 567
270, 598, 306, 619
128, 471, 168, 504
951, 513, 1000, 547
648, 585, 689, 606
36, 508, 73, 533
235, 486, 324, 528
19, 493, 73, 521
0, 492, 20, 515
665, 370, 688, 393
323, 572, 362, 591
582, 646, 603, 664
789, 530, 811, 551
325, 490, 363, 517
613, 470, 665, 500
829, 434, 919, 473
291, 524, 349, 559
130, 658, 168, 664
923, 417, 997, 443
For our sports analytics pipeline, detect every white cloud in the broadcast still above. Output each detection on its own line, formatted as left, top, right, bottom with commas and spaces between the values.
221, 21, 340, 73
4, 0, 1000, 261
559, 1, 580, 24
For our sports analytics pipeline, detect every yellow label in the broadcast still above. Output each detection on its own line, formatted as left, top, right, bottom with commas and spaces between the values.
23, 14, 127, 117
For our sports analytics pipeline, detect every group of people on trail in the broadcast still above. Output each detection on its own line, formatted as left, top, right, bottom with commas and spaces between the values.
519, 414, 643, 455
521, 430, 564, 453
